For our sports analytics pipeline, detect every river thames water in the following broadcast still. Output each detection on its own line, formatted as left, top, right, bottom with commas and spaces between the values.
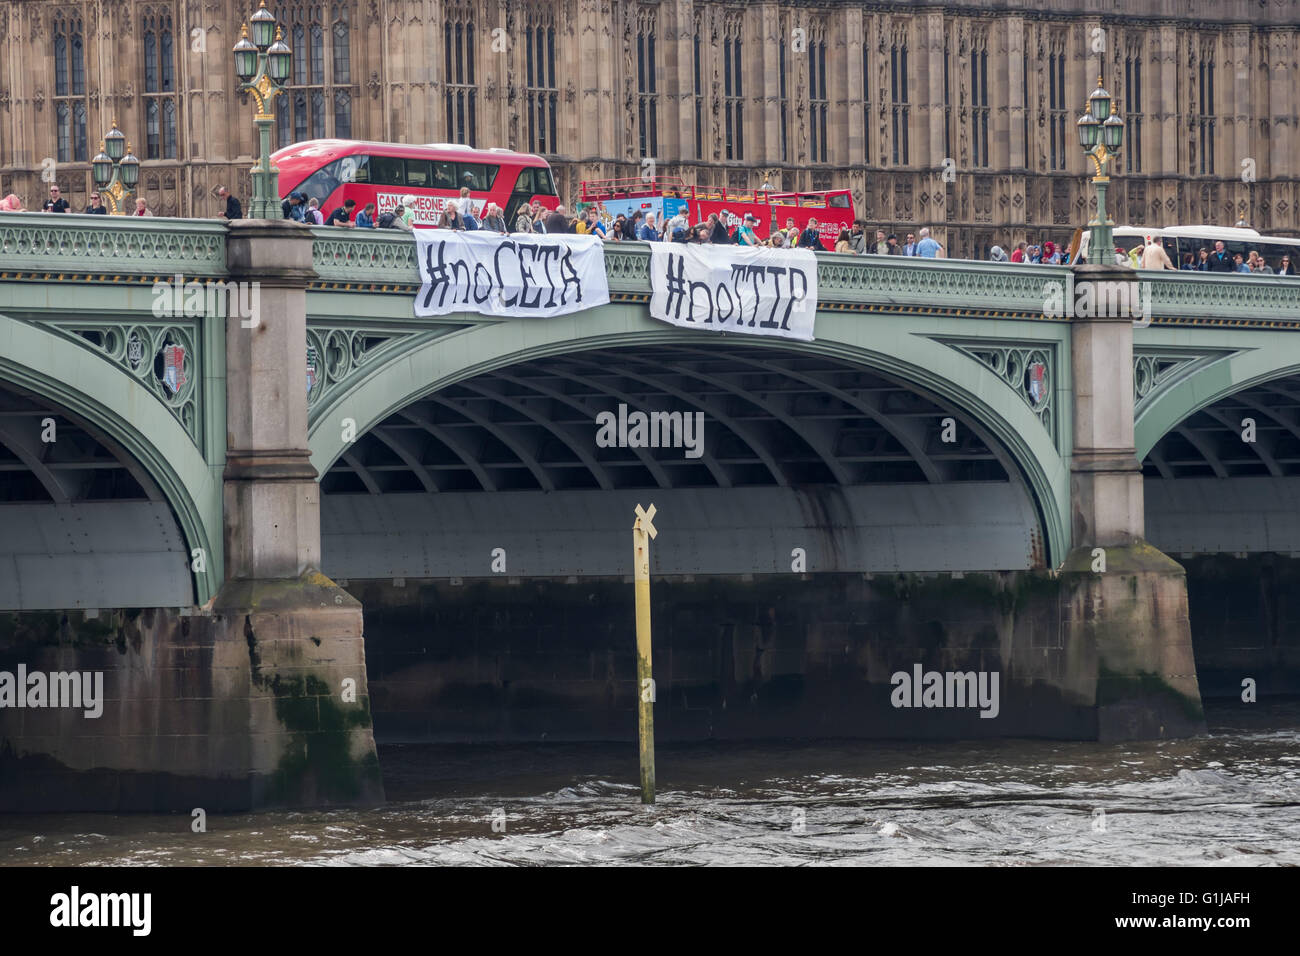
2, 701, 1297, 866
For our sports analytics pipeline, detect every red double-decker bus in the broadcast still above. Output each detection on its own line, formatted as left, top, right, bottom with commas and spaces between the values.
273, 140, 560, 226
578, 176, 855, 245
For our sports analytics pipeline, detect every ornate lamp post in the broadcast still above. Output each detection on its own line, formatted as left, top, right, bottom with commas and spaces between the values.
233, 1, 292, 219
1077, 76, 1125, 264
90, 120, 140, 215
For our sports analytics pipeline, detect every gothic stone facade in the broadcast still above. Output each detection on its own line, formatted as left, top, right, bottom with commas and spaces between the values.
1, 0, 1297, 253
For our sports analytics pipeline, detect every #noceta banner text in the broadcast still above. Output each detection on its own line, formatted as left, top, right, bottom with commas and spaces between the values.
415, 232, 610, 318
647, 244, 818, 342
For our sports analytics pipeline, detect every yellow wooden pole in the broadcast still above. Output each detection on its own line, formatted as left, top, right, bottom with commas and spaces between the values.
633, 503, 658, 804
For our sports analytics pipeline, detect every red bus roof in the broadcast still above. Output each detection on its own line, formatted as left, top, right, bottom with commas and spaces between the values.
271, 139, 553, 167
274, 138, 553, 171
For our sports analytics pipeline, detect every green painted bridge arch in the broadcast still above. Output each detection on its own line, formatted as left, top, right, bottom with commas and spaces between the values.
305, 301, 1072, 570
0, 216, 229, 607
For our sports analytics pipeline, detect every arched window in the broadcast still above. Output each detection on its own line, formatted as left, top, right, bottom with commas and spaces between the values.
1125, 40, 1143, 174
524, 7, 557, 154
53, 14, 88, 163
1048, 37, 1067, 172
636, 7, 658, 159
969, 32, 989, 168
862, 38, 871, 165
275, 3, 353, 147
723, 15, 743, 161
445, 9, 476, 145
143, 9, 177, 159
1196, 40, 1216, 176
808, 27, 828, 164
693, 15, 704, 160
890, 31, 909, 166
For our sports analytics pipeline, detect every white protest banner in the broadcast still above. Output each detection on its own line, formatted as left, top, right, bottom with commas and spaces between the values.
647, 244, 817, 341
415, 231, 610, 318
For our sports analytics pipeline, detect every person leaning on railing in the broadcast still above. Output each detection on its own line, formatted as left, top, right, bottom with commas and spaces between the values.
481, 203, 508, 234
217, 186, 242, 220
326, 198, 356, 227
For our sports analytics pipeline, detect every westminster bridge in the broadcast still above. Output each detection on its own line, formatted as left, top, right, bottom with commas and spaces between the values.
1, 213, 1298, 809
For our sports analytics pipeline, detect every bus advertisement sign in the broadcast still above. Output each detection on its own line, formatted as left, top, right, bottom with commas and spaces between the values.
376, 191, 485, 226
580, 196, 690, 229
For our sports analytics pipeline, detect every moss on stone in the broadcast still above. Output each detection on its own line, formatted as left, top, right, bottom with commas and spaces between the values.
1060, 540, 1186, 576
266, 672, 381, 804
1097, 665, 1205, 722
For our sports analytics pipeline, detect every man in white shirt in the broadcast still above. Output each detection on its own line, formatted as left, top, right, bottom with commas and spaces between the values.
1141, 234, 1176, 271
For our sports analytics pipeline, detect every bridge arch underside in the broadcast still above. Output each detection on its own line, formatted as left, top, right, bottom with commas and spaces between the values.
1143, 372, 1300, 556
0, 381, 192, 610
320, 343, 1048, 580
1143, 372, 1300, 697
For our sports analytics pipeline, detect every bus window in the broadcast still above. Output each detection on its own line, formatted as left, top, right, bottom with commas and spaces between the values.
368, 155, 405, 186
432, 161, 456, 189
350, 155, 371, 183
829, 194, 850, 208
1260, 242, 1292, 266
404, 159, 432, 188
338, 154, 362, 184
457, 163, 499, 191
504, 168, 535, 222
534, 167, 557, 196
295, 158, 345, 206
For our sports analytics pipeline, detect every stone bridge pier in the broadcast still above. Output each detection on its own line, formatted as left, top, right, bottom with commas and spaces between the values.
1063, 264, 1204, 740
204, 221, 383, 808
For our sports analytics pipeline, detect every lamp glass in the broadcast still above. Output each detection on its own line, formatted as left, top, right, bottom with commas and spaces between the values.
1102, 115, 1124, 149
234, 44, 258, 81
250, 5, 276, 49
120, 153, 140, 188
104, 125, 126, 161
91, 153, 112, 186
268, 42, 291, 81
1077, 114, 1100, 149
1089, 83, 1112, 122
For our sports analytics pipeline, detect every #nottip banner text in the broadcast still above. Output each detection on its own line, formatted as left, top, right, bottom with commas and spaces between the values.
415, 232, 610, 318
647, 244, 818, 342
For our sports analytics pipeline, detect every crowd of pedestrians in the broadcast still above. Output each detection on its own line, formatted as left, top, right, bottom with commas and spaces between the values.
0, 185, 154, 215
983, 233, 1298, 275
9, 181, 1297, 276
1169, 240, 1297, 275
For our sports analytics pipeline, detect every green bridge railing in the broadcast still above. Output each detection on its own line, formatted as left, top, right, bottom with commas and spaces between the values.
3, 213, 1300, 324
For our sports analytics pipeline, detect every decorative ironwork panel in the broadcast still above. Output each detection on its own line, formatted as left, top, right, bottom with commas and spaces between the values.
305, 324, 431, 420
45, 320, 202, 445
1133, 347, 1239, 417
940, 339, 1058, 446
